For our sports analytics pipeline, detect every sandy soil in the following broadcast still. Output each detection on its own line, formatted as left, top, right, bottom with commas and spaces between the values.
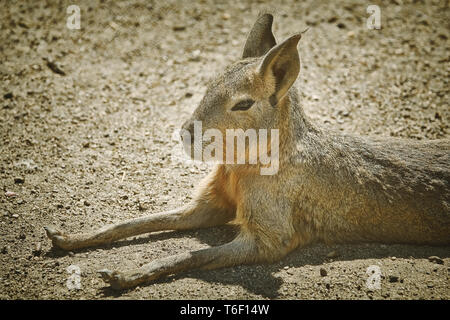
0, 0, 449, 299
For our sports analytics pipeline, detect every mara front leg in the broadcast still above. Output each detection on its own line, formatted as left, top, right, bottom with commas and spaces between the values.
45, 204, 233, 251
99, 232, 262, 290
44, 168, 236, 251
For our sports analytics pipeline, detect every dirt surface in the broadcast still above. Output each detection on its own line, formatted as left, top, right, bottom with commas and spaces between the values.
1, 0, 449, 300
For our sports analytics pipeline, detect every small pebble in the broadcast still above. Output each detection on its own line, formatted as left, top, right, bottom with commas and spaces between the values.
172, 25, 186, 31
328, 16, 337, 23
14, 177, 25, 184
3, 92, 13, 99
320, 268, 328, 277
5, 191, 18, 198
389, 275, 399, 283
190, 50, 201, 62
33, 243, 42, 256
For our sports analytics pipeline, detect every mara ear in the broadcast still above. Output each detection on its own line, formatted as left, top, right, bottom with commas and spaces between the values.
257, 33, 302, 106
242, 13, 277, 59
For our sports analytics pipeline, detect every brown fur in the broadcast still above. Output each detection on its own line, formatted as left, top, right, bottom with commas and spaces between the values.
45, 13, 449, 289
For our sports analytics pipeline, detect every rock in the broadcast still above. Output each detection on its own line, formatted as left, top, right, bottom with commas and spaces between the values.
320, 268, 328, 277
33, 243, 42, 256
5, 191, 18, 198
68, 251, 74, 257
1, 246, 8, 254
3, 92, 13, 99
12, 214, 19, 218
428, 256, 444, 265
189, 49, 201, 62
389, 275, 399, 283
14, 177, 25, 184
328, 16, 338, 23
43, 57, 65, 75
172, 25, 186, 31
137, 200, 148, 211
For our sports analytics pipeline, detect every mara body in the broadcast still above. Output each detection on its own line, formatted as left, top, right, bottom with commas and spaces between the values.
45, 13, 449, 289
220, 123, 450, 250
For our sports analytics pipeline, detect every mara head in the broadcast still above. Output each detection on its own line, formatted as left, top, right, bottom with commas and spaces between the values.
180, 14, 303, 168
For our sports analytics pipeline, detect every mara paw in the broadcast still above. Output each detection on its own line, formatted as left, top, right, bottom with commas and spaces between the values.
98, 269, 130, 290
44, 226, 73, 251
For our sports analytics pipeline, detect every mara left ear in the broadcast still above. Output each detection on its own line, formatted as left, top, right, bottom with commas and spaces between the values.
242, 13, 277, 59
257, 33, 302, 106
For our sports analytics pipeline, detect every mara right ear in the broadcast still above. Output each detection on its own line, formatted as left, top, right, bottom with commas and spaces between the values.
242, 13, 277, 59
258, 33, 302, 106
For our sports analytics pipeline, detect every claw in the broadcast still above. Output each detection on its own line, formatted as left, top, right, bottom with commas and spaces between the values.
44, 226, 62, 239
98, 269, 126, 290
98, 269, 114, 280
44, 226, 70, 250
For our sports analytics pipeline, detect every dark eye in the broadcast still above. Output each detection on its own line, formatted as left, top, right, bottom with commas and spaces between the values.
231, 99, 255, 111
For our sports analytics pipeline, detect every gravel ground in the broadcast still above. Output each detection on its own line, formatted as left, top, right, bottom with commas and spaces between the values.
0, 0, 449, 300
